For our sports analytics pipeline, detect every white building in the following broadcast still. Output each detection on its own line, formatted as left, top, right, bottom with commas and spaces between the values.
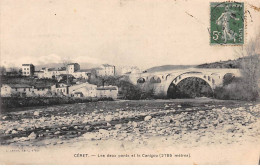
33, 85, 52, 97
69, 82, 97, 97
33, 63, 86, 80
96, 64, 115, 76
67, 63, 80, 74
51, 83, 69, 96
0, 84, 51, 97
72, 69, 91, 79
96, 86, 118, 99
38, 68, 67, 79
22, 64, 35, 76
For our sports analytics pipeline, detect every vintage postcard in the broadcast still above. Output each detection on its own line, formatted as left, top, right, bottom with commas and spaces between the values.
0, 0, 260, 165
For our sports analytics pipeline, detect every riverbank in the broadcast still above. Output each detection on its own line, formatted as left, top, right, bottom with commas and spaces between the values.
0, 97, 113, 111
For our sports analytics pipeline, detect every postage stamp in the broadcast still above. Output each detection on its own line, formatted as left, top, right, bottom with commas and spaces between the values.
210, 2, 244, 45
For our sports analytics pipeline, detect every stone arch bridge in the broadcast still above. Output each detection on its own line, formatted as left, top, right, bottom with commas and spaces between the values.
128, 68, 241, 97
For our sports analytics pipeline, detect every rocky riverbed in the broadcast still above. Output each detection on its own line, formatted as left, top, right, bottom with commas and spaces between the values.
1, 99, 260, 148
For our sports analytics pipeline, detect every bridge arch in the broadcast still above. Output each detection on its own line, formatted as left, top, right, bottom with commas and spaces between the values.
137, 77, 146, 84
164, 72, 216, 96
150, 76, 162, 83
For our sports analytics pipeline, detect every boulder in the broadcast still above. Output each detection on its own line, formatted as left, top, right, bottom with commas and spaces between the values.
11, 130, 17, 134
54, 131, 61, 135
144, 116, 152, 121
19, 137, 29, 142
115, 124, 122, 129
33, 111, 40, 116
17, 127, 26, 131
28, 132, 37, 140
105, 115, 113, 122
164, 116, 172, 123
132, 121, 138, 128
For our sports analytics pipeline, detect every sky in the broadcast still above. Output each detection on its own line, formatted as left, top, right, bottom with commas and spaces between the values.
1, 0, 260, 69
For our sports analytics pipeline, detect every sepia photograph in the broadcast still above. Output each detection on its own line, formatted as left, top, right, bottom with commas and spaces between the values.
0, 0, 260, 165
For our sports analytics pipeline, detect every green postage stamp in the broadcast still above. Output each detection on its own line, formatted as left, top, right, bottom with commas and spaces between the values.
210, 2, 244, 45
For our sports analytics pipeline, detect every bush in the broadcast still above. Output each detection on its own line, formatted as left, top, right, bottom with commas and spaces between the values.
214, 78, 259, 101
0, 97, 114, 110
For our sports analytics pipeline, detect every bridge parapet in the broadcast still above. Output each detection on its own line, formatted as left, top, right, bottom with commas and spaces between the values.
128, 68, 241, 97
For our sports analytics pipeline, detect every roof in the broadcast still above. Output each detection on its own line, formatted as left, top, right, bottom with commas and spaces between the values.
22, 64, 34, 66
6, 84, 32, 88
67, 63, 79, 65
102, 64, 115, 67
76, 69, 92, 72
97, 86, 118, 90
34, 71, 43, 73
34, 85, 51, 89
74, 92, 83, 94
57, 74, 74, 77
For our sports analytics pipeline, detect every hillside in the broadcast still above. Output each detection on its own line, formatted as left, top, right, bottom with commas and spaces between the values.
144, 56, 259, 73
145, 65, 194, 73
196, 55, 259, 69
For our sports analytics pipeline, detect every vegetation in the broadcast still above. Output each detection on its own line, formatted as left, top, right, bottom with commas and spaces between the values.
1, 97, 113, 109
0, 75, 57, 86
167, 77, 213, 99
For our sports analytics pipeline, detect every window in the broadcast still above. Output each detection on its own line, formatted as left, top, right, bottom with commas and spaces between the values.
15, 88, 17, 91
27, 68, 29, 70
24, 68, 26, 70
24, 88, 26, 91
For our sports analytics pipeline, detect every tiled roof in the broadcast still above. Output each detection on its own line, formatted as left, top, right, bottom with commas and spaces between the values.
96, 86, 117, 90
22, 64, 34, 66
74, 92, 83, 94
67, 63, 79, 65
7, 84, 32, 88
102, 64, 115, 67
76, 69, 92, 72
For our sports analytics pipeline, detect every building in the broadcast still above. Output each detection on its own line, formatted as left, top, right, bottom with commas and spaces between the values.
51, 83, 69, 96
33, 85, 52, 97
96, 64, 115, 76
0, 84, 52, 97
96, 86, 118, 99
22, 64, 35, 76
117, 66, 142, 75
1, 84, 34, 97
31, 63, 86, 80
69, 82, 97, 97
72, 69, 91, 79
67, 63, 80, 74
35, 67, 67, 79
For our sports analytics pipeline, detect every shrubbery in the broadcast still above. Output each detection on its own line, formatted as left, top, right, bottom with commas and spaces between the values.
214, 77, 259, 101
0, 97, 113, 109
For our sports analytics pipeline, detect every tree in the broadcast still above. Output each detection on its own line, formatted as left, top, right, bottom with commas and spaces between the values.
234, 32, 260, 100
0, 66, 6, 75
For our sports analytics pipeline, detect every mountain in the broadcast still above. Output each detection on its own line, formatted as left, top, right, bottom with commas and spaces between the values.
35, 62, 100, 71
144, 65, 195, 73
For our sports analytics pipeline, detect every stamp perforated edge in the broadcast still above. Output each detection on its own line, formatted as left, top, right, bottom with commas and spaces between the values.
209, 0, 247, 47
